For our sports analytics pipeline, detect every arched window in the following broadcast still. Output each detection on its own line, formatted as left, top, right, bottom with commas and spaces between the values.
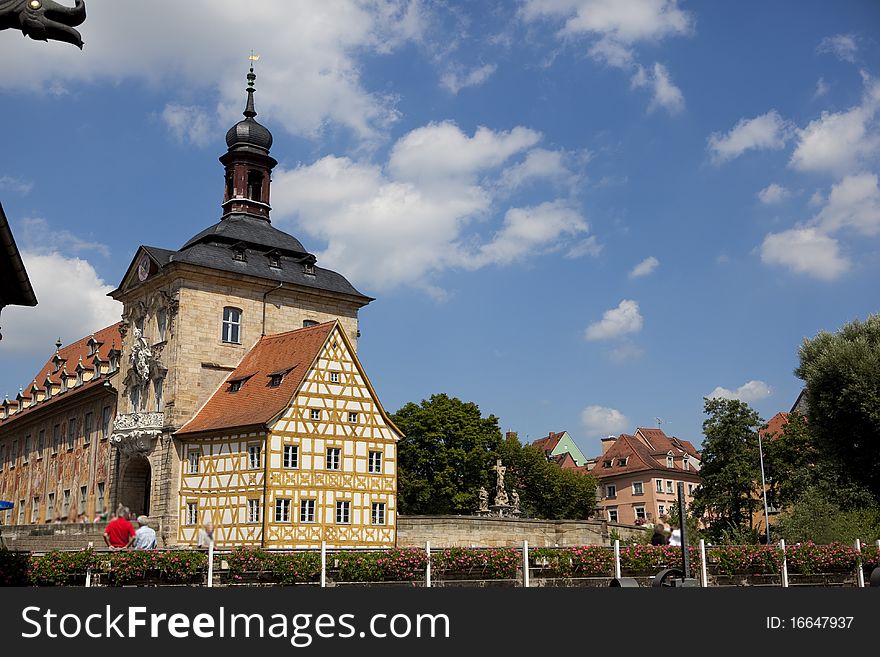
222, 307, 242, 344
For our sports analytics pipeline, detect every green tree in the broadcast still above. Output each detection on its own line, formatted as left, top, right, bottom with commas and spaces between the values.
773, 487, 880, 545
498, 434, 596, 519
762, 412, 817, 512
795, 313, 880, 502
392, 394, 503, 514
690, 398, 763, 540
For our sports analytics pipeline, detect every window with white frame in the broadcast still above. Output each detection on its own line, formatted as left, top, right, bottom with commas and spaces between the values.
247, 499, 261, 524
186, 502, 198, 526
18, 501, 25, 525
371, 502, 386, 525
666, 453, 674, 468
222, 307, 242, 344
658, 504, 666, 517
47, 493, 55, 518
32, 497, 40, 523
329, 371, 340, 383
687, 483, 695, 495
283, 444, 299, 469
683, 455, 690, 470
79, 486, 87, 514
368, 451, 382, 474
310, 409, 321, 421
275, 499, 291, 522
248, 444, 262, 469
300, 499, 316, 523
607, 508, 619, 523
348, 411, 359, 423
634, 506, 646, 521
326, 447, 341, 470
617, 457, 628, 466
666, 480, 674, 494
655, 479, 663, 493
63, 490, 71, 519
188, 451, 200, 474
605, 484, 616, 499
632, 481, 644, 495
335, 500, 351, 524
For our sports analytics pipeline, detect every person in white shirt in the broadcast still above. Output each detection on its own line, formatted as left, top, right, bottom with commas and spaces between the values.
669, 527, 682, 546
133, 515, 157, 550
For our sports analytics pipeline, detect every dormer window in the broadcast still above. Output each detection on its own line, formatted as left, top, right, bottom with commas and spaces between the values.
617, 458, 628, 466
108, 350, 120, 371
269, 374, 283, 387
602, 460, 612, 468
87, 337, 99, 357
302, 257, 316, 276
267, 251, 281, 269
232, 246, 247, 262
303, 320, 318, 328
666, 452, 674, 468
683, 454, 690, 470
229, 381, 242, 393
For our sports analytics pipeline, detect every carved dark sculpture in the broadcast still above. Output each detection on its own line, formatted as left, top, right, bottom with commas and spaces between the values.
0, 0, 86, 49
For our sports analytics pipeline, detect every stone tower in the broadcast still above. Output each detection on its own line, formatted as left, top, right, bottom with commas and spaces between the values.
107, 67, 373, 544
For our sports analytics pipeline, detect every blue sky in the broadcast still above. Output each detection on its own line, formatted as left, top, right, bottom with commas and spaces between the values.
1, 1, 879, 459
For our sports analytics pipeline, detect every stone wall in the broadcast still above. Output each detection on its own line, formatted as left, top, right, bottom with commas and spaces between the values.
396, 515, 644, 548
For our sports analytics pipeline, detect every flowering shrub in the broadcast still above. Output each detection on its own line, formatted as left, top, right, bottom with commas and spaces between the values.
225, 547, 274, 580
861, 545, 879, 570
432, 547, 519, 579
531, 546, 614, 577
103, 550, 207, 585
784, 542, 859, 575
619, 544, 702, 573
0, 549, 32, 586
336, 548, 427, 582
707, 545, 782, 575
30, 549, 97, 586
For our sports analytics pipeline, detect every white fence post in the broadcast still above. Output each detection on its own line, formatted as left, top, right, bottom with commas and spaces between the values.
85, 542, 92, 588
613, 539, 621, 580
522, 540, 530, 588
426, 541, 431, 588
855, 539, 865, 588
207, 541, 214, 588
320, 541, 327, 588
780, 539, 788, 588
699, 539, 708, 587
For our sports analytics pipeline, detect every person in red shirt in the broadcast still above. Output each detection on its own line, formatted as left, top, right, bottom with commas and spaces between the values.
103, 506, 136, 549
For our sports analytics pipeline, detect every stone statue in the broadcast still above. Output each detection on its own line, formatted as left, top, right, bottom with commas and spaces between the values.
511, 489, 520, 514
491, 459, 509, 507
130, 327, 151, 382
478, 486, 489, 512
0, 0, 87, 49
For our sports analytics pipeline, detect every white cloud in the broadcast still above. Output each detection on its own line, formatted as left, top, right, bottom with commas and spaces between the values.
585, 299, 643, 341
472, 201, 590, 268
757, 183, 790, 204
814, 173, 880, 236
271, 122, 591, 292
521, 0, 692, 68
817, 33, 858, 63
814, 77, 830, 98
441, 63, 497, 94
708, 380, 772, 403
162, 104, 214, 147
498, 148, 576, 191
566, 236, 602, 258
0, 0, 427, 145
632, 62, 684, 114
789, 76, 880, 176
0, 175, 33, 195
581, 405, 629, 437
607, 342, 644, 363
18, 217, 110, 258
760, 227, 849, 280
708, 110, 793, 163
0, 252, 121, 356
629, 255, 659, 278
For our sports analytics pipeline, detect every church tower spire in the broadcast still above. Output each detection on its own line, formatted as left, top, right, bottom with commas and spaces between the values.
219, 65, 278, 222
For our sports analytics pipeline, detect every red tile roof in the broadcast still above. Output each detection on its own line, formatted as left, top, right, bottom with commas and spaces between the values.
176, 321, 336, 435
531, 431, 564, 455
592, 428, 701, 479
759, 412, 790, 440
0, 323, 121, 427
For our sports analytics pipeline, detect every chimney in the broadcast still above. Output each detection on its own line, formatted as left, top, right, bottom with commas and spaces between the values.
600, 435, 617, 454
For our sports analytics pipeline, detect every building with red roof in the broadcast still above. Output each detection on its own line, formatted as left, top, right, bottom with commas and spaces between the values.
591, 427, 702, 526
